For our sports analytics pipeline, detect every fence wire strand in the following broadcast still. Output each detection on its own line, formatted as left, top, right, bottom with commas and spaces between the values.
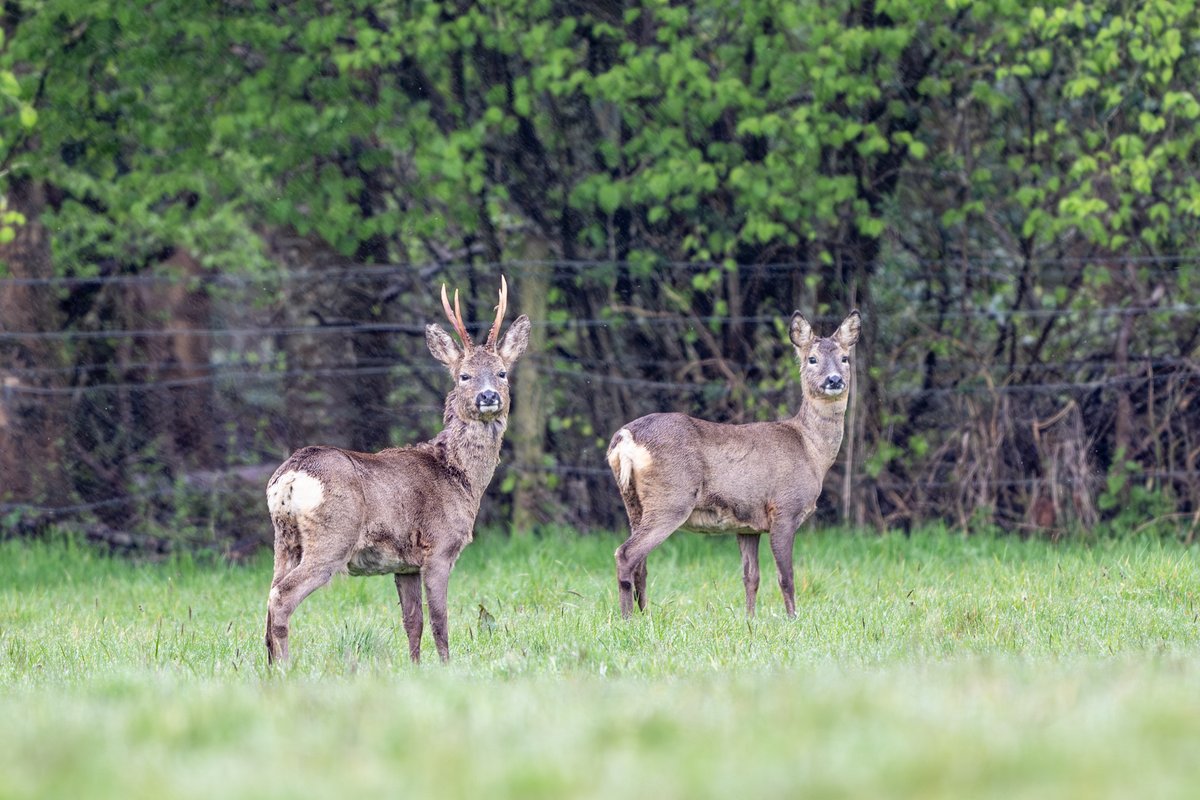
2, 258, 1198, 535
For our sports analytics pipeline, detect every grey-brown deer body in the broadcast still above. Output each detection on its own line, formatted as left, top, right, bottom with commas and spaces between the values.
608, 309, 860, 619
265, 278, 529, 664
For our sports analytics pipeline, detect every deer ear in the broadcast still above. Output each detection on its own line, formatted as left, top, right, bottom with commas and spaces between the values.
497, 314, 531, 365
789, 312, 814, 352
426, 324, 463, 368
834, 309, 861, 348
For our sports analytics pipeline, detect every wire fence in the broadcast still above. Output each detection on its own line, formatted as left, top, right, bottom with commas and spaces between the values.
2, 258, 1198, 544
2, 253, 1196, 288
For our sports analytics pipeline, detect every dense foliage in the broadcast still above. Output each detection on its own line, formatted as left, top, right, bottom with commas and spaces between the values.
1, 0, 1197, 539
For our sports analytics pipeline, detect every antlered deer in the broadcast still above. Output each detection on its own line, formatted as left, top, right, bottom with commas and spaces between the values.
607, 309, 860, 619
265, 277, 530, 664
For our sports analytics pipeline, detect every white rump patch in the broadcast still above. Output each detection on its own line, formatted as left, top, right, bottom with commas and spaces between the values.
608, 428, 654, 490
267, 470, 325, 517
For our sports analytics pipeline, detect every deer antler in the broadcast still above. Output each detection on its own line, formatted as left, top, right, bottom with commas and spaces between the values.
485, 275, 508, 350
440, 283, 471, 347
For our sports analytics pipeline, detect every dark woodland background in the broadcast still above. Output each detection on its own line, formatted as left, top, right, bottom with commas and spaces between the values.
1, 1, 1197, 551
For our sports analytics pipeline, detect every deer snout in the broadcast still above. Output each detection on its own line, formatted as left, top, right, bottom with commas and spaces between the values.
476, 389, 502, 411
822, 374, 846, 394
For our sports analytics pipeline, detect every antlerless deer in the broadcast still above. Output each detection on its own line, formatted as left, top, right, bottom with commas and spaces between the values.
264, 277, 530, 664
607, 309, 861, 619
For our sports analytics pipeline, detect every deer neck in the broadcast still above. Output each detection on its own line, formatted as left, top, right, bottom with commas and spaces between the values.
432, 399, 508, 503
788, 396, 848, 474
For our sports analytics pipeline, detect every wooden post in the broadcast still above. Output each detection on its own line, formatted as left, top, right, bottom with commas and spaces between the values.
510, 240, 550, 536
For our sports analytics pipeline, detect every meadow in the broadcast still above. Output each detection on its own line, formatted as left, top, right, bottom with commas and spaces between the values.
2, 527, 1200, 799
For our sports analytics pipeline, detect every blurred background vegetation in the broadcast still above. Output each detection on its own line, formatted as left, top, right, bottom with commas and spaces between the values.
0, 0, 1197, 550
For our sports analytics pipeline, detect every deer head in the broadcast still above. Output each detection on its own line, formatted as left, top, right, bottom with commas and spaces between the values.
425, 276, 531, 422
789, 309, 860, 402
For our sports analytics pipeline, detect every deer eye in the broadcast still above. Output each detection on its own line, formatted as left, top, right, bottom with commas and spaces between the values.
807, 356, 818, 365
497, 370, 507, 379
459, 374, 472, 382
841, 356, 849, 363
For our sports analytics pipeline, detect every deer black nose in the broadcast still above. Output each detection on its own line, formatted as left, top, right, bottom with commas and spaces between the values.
476, 390, 501, 409
824, 375, 845, 392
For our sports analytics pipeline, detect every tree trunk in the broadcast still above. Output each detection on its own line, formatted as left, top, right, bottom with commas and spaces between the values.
0, 177, 68, 503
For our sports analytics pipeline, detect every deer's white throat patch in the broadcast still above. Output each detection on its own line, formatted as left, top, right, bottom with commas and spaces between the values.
267, 470, 325, 517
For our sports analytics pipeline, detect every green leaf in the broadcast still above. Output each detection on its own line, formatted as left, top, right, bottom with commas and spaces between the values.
596, 182, 621, 215
0, 71, 19, 98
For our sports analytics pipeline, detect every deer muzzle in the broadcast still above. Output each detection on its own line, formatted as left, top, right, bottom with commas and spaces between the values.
476, 389, 502, 413
822, 375, 846, 395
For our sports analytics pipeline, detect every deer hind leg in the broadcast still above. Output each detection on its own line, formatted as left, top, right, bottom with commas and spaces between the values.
395, 572, 423, 664
615, 504, 692, 619
738, 533, 761, 618
633, 558, 648, 611
265, 556, 341, 665
265, 523, 302, 662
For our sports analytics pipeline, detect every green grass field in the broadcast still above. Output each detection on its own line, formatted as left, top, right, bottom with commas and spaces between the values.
2, 527, 1200, 799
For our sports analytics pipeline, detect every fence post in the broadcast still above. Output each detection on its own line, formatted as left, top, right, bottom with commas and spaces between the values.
510, 247, 550, 536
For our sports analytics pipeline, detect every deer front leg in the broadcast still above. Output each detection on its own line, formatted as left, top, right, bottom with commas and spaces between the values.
395, 572, 424, 663
768, 525, 798, 618
422, 560, 453, 663
738, 534, 761, 618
